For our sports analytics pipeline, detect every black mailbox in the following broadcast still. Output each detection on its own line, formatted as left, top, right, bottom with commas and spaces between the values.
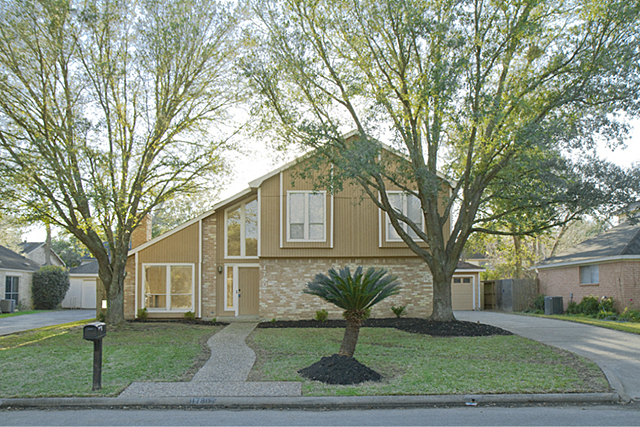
83, 322, 107, 341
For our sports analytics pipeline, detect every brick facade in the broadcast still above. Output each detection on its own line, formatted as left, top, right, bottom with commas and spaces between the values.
201, 216, 218, 320
260, 257, 433, 320
538, 261, 640, 311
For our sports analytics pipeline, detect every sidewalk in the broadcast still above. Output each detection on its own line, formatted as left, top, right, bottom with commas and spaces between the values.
456, 311, 640, 403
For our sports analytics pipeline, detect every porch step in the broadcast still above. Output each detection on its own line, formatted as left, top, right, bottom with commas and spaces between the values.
119, 381, 301, 398
222, 316, 261, 323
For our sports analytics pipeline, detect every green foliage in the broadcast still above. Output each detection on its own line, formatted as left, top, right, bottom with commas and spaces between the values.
137, 308, 148, 322
620, 308, 640, 322
577, 295, 600, 317
97, 312, 106, 322
391, 306, 407, 318
566, 302, 580, 315
51, 234, 91, 269
31, 266, 70, 310
599, 297, 615, 313
304, 266, 401, 322
314, 309, 328, 322
533, 295, 546, 312
184, 311, 196, 322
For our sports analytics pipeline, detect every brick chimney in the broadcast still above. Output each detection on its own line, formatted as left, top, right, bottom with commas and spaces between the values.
131, 214, 152, 249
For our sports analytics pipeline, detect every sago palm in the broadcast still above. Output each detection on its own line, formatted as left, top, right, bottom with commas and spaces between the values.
304, 266, 400, 357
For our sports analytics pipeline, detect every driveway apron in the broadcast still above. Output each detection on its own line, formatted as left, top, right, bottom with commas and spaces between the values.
119, 322, 301, 398
456, 311, 640, 402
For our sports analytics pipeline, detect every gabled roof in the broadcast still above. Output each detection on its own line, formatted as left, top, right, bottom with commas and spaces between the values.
69, 260, 99, 276
455, 260, 486, 273
537, 219, 640, 269
0, 245, 41, 272
19, 241, 44, 255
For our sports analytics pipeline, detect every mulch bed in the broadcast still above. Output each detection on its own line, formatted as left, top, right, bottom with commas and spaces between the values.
258, 317, 512, 337
298, 354, 382, 385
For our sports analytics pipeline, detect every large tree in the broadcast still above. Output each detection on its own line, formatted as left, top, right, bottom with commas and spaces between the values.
245, 0, 640, 320
0, 0, 239, 324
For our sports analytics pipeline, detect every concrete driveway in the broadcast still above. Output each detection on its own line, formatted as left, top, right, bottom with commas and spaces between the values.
456, 311, 640, 402
0, 310, 95, 336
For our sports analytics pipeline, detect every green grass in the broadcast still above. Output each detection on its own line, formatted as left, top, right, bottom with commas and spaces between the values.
0, 310, 49, 319
247, 328, 608, 396
534, 314, 640, 335
0, 321, 222, 398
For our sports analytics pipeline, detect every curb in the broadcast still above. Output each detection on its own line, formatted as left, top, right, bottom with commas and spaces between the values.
0, 393, 621, 410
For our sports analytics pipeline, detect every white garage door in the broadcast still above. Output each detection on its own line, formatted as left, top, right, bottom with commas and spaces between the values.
452, 277, 473, 310
81, 279, 97, 309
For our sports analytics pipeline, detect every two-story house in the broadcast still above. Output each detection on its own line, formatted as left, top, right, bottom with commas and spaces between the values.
119, 148, 483, 321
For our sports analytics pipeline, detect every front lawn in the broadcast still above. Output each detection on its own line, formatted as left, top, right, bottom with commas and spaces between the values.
0, 321, 222, 398
247, 327, 608, 396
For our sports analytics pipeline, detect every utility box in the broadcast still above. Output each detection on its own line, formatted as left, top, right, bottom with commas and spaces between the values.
83, 322, 107, 341
0, 299, 16, 313
544, 296, 563, 315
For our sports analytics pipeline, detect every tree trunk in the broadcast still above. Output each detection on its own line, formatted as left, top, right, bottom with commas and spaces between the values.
44, 223, 51, 265
338, 318, 361, 357
513, 235, 522, 279
105, 276, 125, 325
429, 275, 456, 321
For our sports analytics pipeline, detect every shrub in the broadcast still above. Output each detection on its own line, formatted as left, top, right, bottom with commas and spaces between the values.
184, 311, 196, 322
619, 308, 640, 322
391, 305, 406, 318
97, 311, 106, 322
314, 309, 328, 322
31, 266, 70, 310
577, 295, 600, 317
596, 310, 618, 320
599, 296, 616, 313
137, 307, 148, 321
566, 301, 579, 315
533, 294, 546, 311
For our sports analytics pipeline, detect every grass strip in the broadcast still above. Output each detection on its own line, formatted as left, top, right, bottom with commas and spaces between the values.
534, 314, 640, 335
0, 322, 222, 398
247, 328, 608, 396
0, 310, 48, 319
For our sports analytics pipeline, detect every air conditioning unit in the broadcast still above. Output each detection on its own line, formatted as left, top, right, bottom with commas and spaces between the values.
544, 296, 563, 315
0, 299, 16, 313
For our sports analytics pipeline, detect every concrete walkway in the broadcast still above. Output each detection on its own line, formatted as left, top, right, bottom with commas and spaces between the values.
456, 311, 640, 402
0, 309, 95, 336
119, 323, 301, 398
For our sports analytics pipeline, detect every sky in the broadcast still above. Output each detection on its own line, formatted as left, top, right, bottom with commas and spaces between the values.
23, 120, 640, 242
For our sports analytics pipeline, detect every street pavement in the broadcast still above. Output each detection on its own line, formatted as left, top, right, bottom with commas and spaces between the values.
456, 311, 640, 402
0, 309, 95, 336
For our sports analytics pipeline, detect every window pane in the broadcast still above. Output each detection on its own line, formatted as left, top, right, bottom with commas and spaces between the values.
227, 206, 241, 256
289, 193, 305, 224
388, 193, 402, 212
226, 267, 234, 309
591, 265, 599, 284
245, 199, 258, 256
144, 266, 167, 308
170, 266, 192, 295
290, 223, 304, 239
387, 219, 400, 240
463, 278, 471, 283
171, 295, 191, 310
309, 224, 324, 240
580, 266, 591, 284
407, 195, 422, 238
308, 193, 324, 224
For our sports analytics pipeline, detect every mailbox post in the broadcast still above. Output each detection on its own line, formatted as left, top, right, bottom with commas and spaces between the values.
83, 322, 106, 391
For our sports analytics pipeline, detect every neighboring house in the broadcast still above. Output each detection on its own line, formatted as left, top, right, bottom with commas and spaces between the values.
118, 145, 481, 321
18, 242, 65, 267
0, 245, 41, 310
536, 219, 640, 312
452, 261, 486, 311
61, 259, 99, 309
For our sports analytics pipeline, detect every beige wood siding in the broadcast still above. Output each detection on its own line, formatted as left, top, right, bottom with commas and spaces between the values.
259, 160, 451, 258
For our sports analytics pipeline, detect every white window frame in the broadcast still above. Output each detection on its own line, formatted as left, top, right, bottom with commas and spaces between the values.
142, 263, 195, 312
225, 198, 259, 259
286, 191, 327, 242
383, 191, 424, 242
5, 275, 20, 302
580, 264, 599, 285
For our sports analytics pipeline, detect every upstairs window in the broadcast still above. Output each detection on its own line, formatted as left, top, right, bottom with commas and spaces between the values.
288, 191, 326, 241
580, 265, 599, 284
386, 192, 423, 241
226, 199, 258, 257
